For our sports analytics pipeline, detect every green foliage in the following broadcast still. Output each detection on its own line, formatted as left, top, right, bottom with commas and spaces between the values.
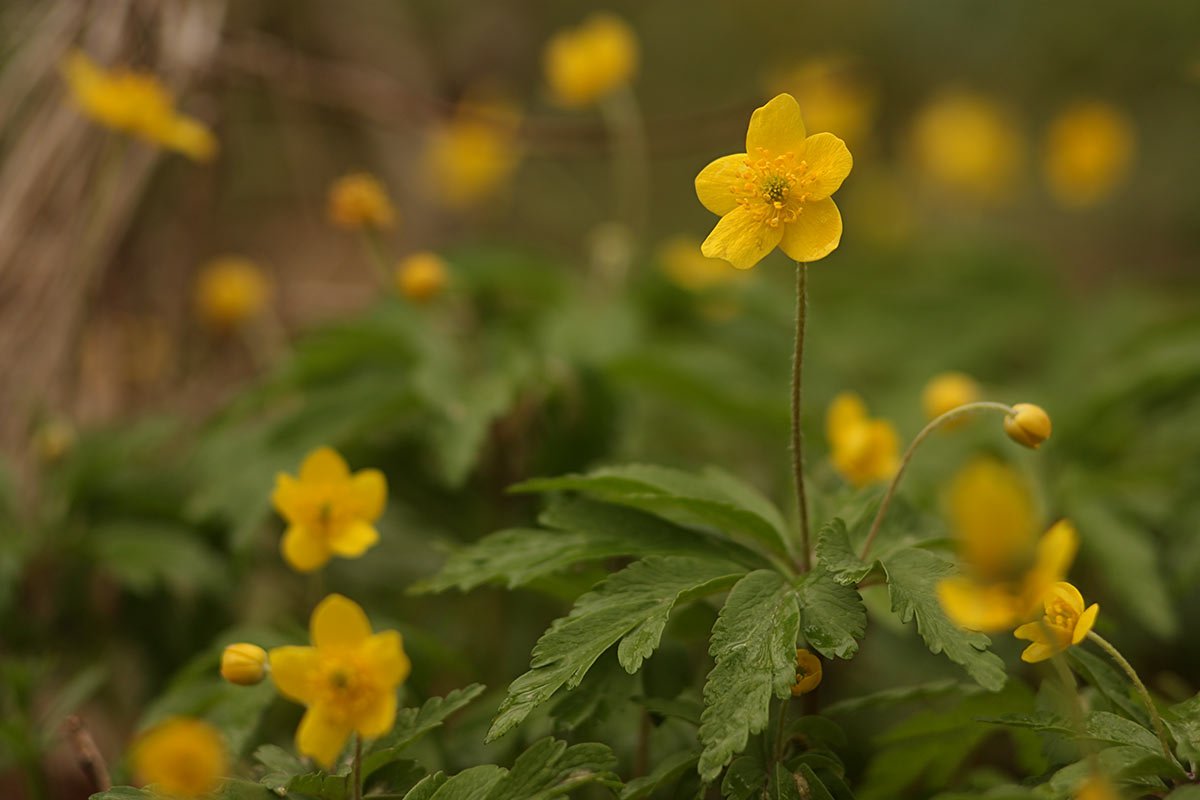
795, 568, 867, 660
364, 684, 486, 775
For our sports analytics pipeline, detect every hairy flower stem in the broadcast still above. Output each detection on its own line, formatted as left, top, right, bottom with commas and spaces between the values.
1088, 631, 1176, 766
858, 401, 1016, 561
352, 734, 363, 800
791, 263, 812, 571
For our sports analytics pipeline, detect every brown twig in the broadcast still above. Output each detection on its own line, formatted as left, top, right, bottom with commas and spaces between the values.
64, 715, 111, 793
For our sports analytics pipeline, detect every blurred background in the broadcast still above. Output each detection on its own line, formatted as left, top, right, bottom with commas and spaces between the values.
1, 0, 1199, 798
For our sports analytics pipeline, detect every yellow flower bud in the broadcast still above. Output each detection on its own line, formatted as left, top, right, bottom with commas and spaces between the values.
395, 252, 449, 304
921, 371, 981, 422
791, 648, 822, 696
194, 257, 271, 331
1004, 403, 1052, 449
327, 172, 396, 231
220, 643, 268, 686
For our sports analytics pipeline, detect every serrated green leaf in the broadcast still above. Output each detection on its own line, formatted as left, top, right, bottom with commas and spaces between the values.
488, 557, 745, 741
549, 649, 635, 733
814, 518, 873, 585
284, 772, 350, 800
216, 780, 277, 800
882, 547, 1006, 690
1067, 648, 1146, 721
486, 739, 620, 800
699, 570, 801, 782
421, 765, 506, 800
1166, 692, 1200, 765
984, 710, 1163, 754
1049, 745, 1174, 793
620, 750, 698, 799
796, 568, 866, 660
363, 684, 485, 775
402, 773, 448, 800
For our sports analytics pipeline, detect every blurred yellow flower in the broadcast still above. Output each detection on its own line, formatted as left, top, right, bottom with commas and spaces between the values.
395, 252, 449, 303
1014, 581, 1099, 663
425, 102, 520, 208
328, 173, 397, 231
696, 94, 852, 269
791, 648, 823, 696
544, 13, 638, 108
1043, 101, 1135, 208
946, 458, 1038, 580
268, 594, 411, 768
658, 236, 743, 291
938, 519, 1078, 632
194, 257, 271, 332
767, 55, 876, 147
221, 643, 268, 686
132, 717, 227, 798
910, 91, 1023, 202
271, 447, 387, 573
1076, 775, 1119, 800
922, 371, 981, 422
33, 418, 75, 463
1004, 403, 1052, 449
825, 391, 898, 487
61, 51, 216, 162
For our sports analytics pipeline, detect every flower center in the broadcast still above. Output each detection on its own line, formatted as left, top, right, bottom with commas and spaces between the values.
315, 655, 378, 722
731, 149, 814, 228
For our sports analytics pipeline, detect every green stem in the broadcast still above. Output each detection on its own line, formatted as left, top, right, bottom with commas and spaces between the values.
361, 230, 394, 288
791, 263, 812, 571
773, 696, 791, 763
1087, 631, 1175, 766
858, 400, 1015, 561
598, 84, 650, 255
352, 733, 363, 800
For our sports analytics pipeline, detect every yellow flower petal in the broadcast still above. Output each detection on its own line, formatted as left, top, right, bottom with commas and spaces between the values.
328, 520, 380, 558
300, 447, 350, 483
1020, 641, 1055, 664
799, 133, 853, 200
695, 153, 748, 215
700, 206, 783, 269
825, 391, 867, 445
1013, 620, 1047, 644
354, 691, 398, 739
1033, 520, 1079, 578
272, 474, 304, 523
296, 706, 352, 768
310, 594, 373, 650
778, 197, 843, 262
281, 525, 331, 573
938, 578, 1022, 632
268, 646, 319, 704
348, 469, 387, 521
746, 93, 807, 156
1072, 603, 1100, 645
1046, 581, 1085, 615
362, 630, 413, 686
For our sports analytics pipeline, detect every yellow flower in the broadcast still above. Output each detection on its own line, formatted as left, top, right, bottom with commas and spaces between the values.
1014, 581, 1099, 663
132, 717, 227, 798
910, 91, 1023, 202
395, 252, 449, 303
1076, 775, 1120, 800
194, 257, 271, 331
945, 458, 1038, 581
791, 648, 823, 696
938, 520, 1079, 633
543, 13, 638, 108
696, 94, 852, 269
221, 643, 268, 686
424, 101, 521, 208
33, 418, 75, 463
766, 55, 876, 148
268, 594, 411, 768
1004, 403, 1052, 449
271, 447, 387, 573
657, 236, 744, 292
61, 51, 216, 162
327, 173, 397, 231
1043, 102, 1135, 208
921, 371, 981, 422
825, 392, 899, 487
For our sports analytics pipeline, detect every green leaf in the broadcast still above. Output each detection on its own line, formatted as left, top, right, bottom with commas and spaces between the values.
513, 464, 792, 559
620, 751, 698, 799
420, 765, 506, 800
89, 790, 152, 800
1067, 647, 1146, 721
1049, 745, 1173, 794
1167, 788, 1200, 799
1165, 692, 1200, 765
488, 556, 745, 741
984, 710, 1162, 753
549, 650, 635, 733
283, 772, 350, 800
771, 763, 805, 800
796, 568, 866, 660
721, 754, 768, 799
485, 739, 620, 800
814, 518, 873, 586
791, 764, 836, 800
90, 522, 226, 595
823, 679, 965, 717
403, 773, 448, 800
363, 684, 485, 775
216, 780, 277, 800
881, 547, 1006, 691
699, 570, 801, 782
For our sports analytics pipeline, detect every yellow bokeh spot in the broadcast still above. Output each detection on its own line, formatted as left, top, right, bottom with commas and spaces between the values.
825, 391, 899, 487
1043, 101, 1135, 208
543, 13, 639, 108
194, 257, 271, 332
946, 457, 1037, 581
424, 101, 521, 209
395, 252, 449, 303
910, 91, 1024, 202
132, 717, 228, 798
766, 55, 876, 148
328, 173, 397, 231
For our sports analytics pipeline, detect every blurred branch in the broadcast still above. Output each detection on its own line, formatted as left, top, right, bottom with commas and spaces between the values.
64, 715, 111, 794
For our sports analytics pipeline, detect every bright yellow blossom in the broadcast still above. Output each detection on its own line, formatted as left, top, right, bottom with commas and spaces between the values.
1004, 403, 1052, 449
194, 257, 271, 331
791, 649, 822, 696
696, 94, 852, 269
61, 51, 216, 162
910, 91, 1023, 202
543, 13, 638, 108
767, 55, 876, 148
271, 447, 387, 573
132, 717, 227, 798
221, 643, 268, 686
938, 520, 1079, 632
327, 173, 396, 231
922, 371, 981, 422
395, 252, 449, 303
658, 236, 744, 291
268, 594, 411, 768
424, 102, 521, 208
825, 392, 898, 487
1044, 102, 1135, 208
1014, 581, 1099, 663
945, 458, 1038, 581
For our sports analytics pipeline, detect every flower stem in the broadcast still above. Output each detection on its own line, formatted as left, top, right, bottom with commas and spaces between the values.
352, 733, 363, 800
773, 696, 791, 763
361, 231, 394, 288
791, 263, 812, 571
1087, 631, 1175, 766
598, 84, 649, 249
858, 400, 1015, 561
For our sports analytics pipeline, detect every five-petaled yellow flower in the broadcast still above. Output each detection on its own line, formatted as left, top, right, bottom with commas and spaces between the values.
269, 594, 411, 768
132, 717, 228, 798
194, 257, 271, 332
791, 648, 823, 696
696, 93, 852, 269
825, 392, 899, 487
543, 13, 638, 108
1014, 581, 1099, 663
272, 447, 387, 573
61, 51, 216, 162
328, 173, 397, 231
